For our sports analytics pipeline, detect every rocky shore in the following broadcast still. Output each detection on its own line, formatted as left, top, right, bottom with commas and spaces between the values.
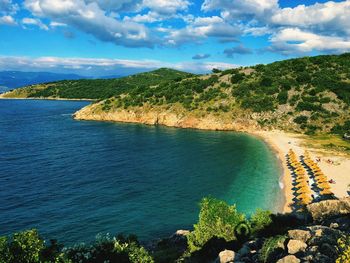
73, 103, 257, 132
159, 198, 350, 263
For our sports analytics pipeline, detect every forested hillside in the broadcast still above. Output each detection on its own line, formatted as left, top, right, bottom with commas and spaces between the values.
2, 53, 350, 135
0, 68, 194, 100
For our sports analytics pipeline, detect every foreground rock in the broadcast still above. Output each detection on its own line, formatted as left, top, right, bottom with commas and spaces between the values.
216, 250, 235, 263
208, 198, 350, 263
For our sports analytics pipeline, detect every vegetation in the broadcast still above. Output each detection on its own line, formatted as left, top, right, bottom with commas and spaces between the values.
187, 197, 246, 252
3, 53, 350, 135
259, 235, 287, 263
0, 230, 153, 263
337, 235, 350, 263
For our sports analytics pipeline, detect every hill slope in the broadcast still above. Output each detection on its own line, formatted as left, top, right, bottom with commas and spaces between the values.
0, 68, 194, 100
75, 54, 350, 136
2, 54, 350, 136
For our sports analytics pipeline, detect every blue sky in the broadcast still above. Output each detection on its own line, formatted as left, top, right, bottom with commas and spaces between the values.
0, 0, 350, 76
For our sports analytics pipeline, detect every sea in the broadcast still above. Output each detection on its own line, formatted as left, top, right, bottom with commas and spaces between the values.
0, 99, 282, 244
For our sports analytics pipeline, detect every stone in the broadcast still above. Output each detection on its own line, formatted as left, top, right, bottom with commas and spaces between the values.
287, 239, 307, 254
276, 255, 301, 263
306, 197, 350, 222
174, 230, 190, 236
217, 249, 235, 263
288, 229, 312, 243
330, 223, 339, 229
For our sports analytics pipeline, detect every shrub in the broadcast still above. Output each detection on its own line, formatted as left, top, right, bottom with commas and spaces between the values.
187, 197, 246, 252
336, 235, 350, 263
250, 209, 272, 235
259, 235, 287, 263
0, 229, 45, 263
294, 116, 308, 125
277, 90, 288, 104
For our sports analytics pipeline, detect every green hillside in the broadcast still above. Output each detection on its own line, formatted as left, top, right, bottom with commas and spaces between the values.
0, 68, 194, 100
96, 53, 350, 136
2, 54, 350, 136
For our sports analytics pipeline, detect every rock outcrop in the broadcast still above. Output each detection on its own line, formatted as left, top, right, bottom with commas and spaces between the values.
73, 103, 257, 132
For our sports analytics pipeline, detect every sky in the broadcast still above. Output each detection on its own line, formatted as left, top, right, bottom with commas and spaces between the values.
0, 0, 350, 76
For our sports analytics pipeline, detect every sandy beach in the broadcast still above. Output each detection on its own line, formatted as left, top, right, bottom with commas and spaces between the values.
256, 130, 350, 213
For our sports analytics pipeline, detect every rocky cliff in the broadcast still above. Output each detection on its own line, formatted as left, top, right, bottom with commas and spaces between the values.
73, 102, 258, 132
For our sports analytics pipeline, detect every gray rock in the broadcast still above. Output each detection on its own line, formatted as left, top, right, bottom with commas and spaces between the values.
288, 229, 311, 243
217, 249, 235, 263
307, 197, 350, 221
330, 222, 339, 229
276, 255, 301, 263
287, 239, 307, 254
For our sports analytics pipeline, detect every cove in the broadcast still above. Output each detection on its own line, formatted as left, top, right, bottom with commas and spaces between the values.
0, 99, 282, 244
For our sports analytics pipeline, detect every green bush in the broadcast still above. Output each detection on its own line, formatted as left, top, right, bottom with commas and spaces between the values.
294, 116, 308, 125
259, 235, 287, 263
187, 197, 246, 252
250, 209, 272, 235
0, 231, 154, 263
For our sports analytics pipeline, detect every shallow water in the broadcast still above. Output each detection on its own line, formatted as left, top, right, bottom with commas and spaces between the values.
0, 99, 282, 244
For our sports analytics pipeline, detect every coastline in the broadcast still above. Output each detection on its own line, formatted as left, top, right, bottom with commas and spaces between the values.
0, 95, 95, 102
3, 97, 349, 213
74, 107, 350, 213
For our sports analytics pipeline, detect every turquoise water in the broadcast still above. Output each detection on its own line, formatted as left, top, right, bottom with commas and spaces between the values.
0, 99, 282, 244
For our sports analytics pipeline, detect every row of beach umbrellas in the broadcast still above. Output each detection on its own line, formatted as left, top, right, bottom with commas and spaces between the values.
302, 151, 333, 196
287, 149, 313, 206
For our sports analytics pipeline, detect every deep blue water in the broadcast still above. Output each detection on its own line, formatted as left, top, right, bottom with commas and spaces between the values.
0, 99, 282, 244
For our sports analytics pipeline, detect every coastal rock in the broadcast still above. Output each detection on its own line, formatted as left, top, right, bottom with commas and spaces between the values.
287, 239, 307, 254
217, 249, 235, 263
73, 103, 256, 132
288, 229, 311, 243
306, 197, 350, 221
276, 255, 301, 263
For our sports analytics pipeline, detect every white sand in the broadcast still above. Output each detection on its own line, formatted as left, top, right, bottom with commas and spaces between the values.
254, 130, 350, 213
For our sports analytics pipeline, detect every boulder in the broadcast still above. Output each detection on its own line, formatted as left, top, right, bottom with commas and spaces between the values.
217, 249, 235, 263
287, 239, 307, 254
276, 255, 301, 263
307, 197, 350, 222
288, 229, 311, 243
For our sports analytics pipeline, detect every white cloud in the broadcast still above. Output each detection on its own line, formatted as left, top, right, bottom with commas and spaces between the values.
0, 15, 16, 25
271, 1, 350, 36
142, 0, 190, 15
22, 17, 49, 30
167, 16, 241, 45
23, 0, 156, 47
269, 28, 350, 54
50, 21, 67, 27
0, 0, 18, 14
201, 0, 278, 20
0, 56, 238, 75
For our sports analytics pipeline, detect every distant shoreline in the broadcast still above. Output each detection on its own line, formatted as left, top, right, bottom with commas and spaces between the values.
0, 96, 95, 102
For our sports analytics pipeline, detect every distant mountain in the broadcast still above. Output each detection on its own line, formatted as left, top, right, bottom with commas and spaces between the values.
0, 71, 87, 89
0, 68, 195, 100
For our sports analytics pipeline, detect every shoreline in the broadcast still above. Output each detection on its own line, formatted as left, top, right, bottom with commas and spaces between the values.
0, 96, 95, 102
3, 97, 349, 213
74, 114, 350, 213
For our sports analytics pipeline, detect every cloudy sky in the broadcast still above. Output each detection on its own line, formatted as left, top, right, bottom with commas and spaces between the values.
0, 0, 350, 76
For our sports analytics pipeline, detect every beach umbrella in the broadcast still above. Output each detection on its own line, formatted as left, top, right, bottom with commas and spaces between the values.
317, 182, 331, 189
296, 187, 312, 194
296, 193, 311, 200
320, 189, 333, 195
300, 198, 312, 205
296, 177, 308, 183
295, 182, 309, 189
